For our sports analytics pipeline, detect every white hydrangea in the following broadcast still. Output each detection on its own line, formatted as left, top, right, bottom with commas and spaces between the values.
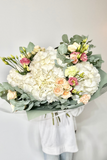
7, 47, 64, 103
74, 61, 101, 95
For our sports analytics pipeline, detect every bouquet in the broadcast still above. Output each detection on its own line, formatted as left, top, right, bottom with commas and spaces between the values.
0, 34, 107, 121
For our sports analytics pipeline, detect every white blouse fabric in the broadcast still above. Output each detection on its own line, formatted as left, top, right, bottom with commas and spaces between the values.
39, 105, 85, 155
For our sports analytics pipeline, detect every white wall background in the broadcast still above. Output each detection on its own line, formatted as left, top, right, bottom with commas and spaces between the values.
0, 0, 107, 160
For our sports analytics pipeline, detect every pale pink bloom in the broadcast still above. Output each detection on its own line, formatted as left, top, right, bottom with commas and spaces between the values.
68, 77, 78, 86
70, 54, 78, 64
63, 81, 71, 90
7, 90, 17, 100
61, 90, 72, 99
79, 94, 91, 104
53, 86, 63, 96
20, 58, 30, 65
80, 53, 87, 62
55, 78, 65, 85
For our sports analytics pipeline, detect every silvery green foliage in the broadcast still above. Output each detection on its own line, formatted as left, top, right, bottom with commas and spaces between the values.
19, 42, 35, 54
57, 34, 103, 69
0, 82, 78, 112
87, 54, 104, 68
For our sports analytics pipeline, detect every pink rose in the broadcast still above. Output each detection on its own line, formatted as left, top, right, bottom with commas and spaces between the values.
20, 58, 30, 65
70, 54, 78, 64
80, 53, 87, 62
68, 77, 78, 86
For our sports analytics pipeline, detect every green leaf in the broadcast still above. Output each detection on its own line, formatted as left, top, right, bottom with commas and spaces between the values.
19, 94, 29, 100
1, 93, 9, 102
14, 86, 23, 94
40, 100, 47, 104
26, 42, 35, 52
2, 82, 14, 91
82, 35, 88, 40
62, 34, 69, 44
10, 99, 30, 111
60, 99, 67, 104
56, 105, 61, 109
48, 101, 60, 109
73, 35, 83, 43
57, 52, 73, 64
94, 58, 100, 62
70, 37, 74, 44
87, 39, 92, 44
89, 44, 96, 50
54, 59, 63, 69
58, 44, 67, 55
87, 51, 92, 56
0, 83, 5, 92
35, 101, 41, 107
88, 56, 95, 62
26, 102, 34, 111
94, 60, 104, 68
61, 105, 67, 110
88, 54, 104, 68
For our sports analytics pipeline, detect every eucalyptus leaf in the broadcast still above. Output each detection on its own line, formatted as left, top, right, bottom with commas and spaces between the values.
88, 56, 95, 62
87, 39, 92, 44
57, 52, 73, 64
40, 100, 48, 104
61, 105, 68, 110
58, 44, 67, 55
26, 42, 35, 52
0, 83, 5, 92
10, 99, 30, 106
19, 94, 29, 100
87, 51, 92, 56
60, 99, 67, 104
56, 105, 62, 109
14, 86, 23, 94
70, 37, 74, 44
54, 59, 63, 69
62, 34, 69, 44
94, 60, 104, 68
0, 92, 3, 96
26, 102, 34, 111
89, 44, 96, 50
1, 93, 9, 102
60, 42, 64, 44
94, 58, 100, 62
88, 54, 104, 68
2, 82, 14, 91
47, 102, 60, 109
10, 99, 30, 111
73, 35, 83, 43
82, 35, 88, 40
35, 101, 41, 107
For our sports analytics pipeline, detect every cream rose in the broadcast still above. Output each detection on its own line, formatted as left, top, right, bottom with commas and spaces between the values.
61, 91, 72, 99
7, 90, 17, 100
68, 42, 80, 52
53, 86, 64, 96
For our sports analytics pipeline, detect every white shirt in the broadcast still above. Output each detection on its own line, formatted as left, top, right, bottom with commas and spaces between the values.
39, 106, 85, 155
